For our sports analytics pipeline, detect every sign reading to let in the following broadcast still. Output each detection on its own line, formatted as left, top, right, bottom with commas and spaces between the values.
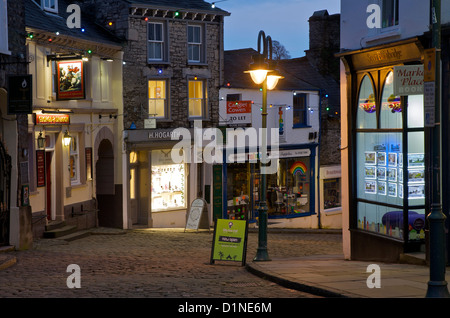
210, 219, 248, 266
227, 101, 252, 127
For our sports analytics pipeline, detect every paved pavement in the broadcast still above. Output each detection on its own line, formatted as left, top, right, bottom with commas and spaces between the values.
1, 227, 449, 299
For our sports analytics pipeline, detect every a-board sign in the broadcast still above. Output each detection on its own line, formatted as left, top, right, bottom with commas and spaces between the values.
185, 198, 210, 231
210, 219, 248, 266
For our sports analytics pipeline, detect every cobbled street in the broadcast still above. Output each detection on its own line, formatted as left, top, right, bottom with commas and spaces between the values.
0, 229, 342, 298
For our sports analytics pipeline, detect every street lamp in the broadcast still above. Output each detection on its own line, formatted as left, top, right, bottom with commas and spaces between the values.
37, 131, 45, 149
245, 30, 283, 261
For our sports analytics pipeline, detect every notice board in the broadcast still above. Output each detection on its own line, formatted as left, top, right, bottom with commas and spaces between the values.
185, 198, 210, 232
210, 219, 248, 266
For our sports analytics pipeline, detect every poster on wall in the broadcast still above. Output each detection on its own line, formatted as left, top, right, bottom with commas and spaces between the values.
56, 60, 85, 100
36, 150, 45, 187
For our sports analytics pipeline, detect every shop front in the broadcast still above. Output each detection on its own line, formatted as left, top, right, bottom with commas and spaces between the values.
339, 38, 427, 261
124, 128, 209, 229
224, 145, 319, 228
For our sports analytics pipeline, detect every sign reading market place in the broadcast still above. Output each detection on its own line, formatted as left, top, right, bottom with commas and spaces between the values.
393, 65, 424, 96
210, 219, 248, 266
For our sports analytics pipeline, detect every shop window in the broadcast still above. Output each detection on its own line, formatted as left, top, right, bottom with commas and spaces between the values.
151, 150, 186, 211
70, 133, 80, 185
293, 93, 308, 128
189, 79, 207, 118
382, 0, 399, 29
148, 22, 165, 62
324, 178, 341, 210
148, 79, 167, 118
380, 72, 402, 129
226, 163, 250, 220
357, 75, 376, 129
265, 157, 310, 215
355, 69, 425, 242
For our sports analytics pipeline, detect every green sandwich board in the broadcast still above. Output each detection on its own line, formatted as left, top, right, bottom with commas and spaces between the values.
210, 219, 248, 266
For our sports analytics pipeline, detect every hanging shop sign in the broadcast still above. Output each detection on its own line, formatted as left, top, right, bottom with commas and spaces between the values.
7, 74, 32, 114
35, 114, 70, 125
393, 65, 424, 96
56, 60, 85, 100
210, 219, 248, 266
227, 101, 252, 127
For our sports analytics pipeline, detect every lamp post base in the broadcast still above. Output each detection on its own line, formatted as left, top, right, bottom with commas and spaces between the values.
254, 248, 271, 262
426, 281, 450, 298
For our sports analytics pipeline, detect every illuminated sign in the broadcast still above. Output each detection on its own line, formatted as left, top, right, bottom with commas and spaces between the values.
36, 114, 70, 125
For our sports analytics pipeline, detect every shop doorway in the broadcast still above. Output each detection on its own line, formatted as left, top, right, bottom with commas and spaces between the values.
96, 139, 116, 227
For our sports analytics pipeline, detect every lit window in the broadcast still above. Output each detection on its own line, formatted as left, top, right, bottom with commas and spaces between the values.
148, 79, 167, 118
189, 79, 207, 118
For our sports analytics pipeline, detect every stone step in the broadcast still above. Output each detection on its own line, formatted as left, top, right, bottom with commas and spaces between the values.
0, 254, 16, 271
0, 246, 14, 253
45, 220, 66, 232
43, 225, 78, 239
56, 230, 91, 242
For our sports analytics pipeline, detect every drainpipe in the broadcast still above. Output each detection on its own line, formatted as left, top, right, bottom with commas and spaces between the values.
317, 89, 323, 229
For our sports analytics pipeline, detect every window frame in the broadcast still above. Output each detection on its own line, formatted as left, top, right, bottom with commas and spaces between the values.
187, 24, 205, 64
188, 78, 208, 119
148, 22, 164, 62
292, 93, 309, 128
69, 133, 80, 185
381, 0, 399, 29
148, 78, 169, 119
0, 0, 10, 55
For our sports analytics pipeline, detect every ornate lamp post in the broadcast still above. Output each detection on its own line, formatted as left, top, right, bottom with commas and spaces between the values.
245, 30, 283, 261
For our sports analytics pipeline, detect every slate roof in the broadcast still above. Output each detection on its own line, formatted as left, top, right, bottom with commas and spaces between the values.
223, 49, 340, 112
25, 0, 122, 47
128, 0, 230, 15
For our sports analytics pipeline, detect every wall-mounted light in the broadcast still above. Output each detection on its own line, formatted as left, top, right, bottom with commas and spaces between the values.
37, 132, 45, 149
63, 130, 72, 147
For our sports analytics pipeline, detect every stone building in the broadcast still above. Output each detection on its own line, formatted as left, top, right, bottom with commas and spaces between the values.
0, 0, 31, 249
90, 0, 230, 228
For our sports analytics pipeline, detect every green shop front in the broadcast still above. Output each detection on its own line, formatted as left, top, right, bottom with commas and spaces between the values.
339, 38, 428, 261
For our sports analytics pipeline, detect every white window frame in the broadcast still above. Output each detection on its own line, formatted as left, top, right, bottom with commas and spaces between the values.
70, 133, 80, 185
148, 79, 168, 118
188, 79, 207, 118
381, 0, 399, 29
0, 0, 10, 55
188, 25, 202, 63
148, 22, 164, 62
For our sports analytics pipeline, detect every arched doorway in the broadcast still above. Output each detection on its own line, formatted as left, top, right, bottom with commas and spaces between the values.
96, 139, 117, 227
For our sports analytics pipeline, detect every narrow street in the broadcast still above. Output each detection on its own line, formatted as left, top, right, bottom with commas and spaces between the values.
0, 229, 342, 298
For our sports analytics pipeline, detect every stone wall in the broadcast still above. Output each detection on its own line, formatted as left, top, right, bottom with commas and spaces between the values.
91, 0, 224, 130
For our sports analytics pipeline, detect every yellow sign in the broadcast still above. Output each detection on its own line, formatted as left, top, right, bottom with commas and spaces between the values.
424, 48, 436, 82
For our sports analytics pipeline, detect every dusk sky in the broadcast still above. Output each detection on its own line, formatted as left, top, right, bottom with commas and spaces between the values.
217, 0, 340, 58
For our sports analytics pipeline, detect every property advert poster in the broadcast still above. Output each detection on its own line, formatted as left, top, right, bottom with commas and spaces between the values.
56, 60, 85, 100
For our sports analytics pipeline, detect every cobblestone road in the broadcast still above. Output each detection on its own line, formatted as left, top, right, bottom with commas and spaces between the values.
0, 229, 342, 298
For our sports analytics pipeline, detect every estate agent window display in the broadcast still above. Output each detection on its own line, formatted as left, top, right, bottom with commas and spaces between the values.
354, 69, 426, 243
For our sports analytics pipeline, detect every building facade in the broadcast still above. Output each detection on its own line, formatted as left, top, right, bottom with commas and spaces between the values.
0, 0, 30, 249
339, 0, 450, 262
92, 0, 229, 229
25, 0, 124, 236
219, 40, 341, 229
